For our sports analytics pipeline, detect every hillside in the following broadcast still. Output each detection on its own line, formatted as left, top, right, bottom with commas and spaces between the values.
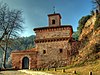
43, 59, 100, 75
71, 13, 100, 65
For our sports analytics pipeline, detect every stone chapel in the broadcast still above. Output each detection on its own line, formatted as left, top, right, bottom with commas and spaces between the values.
11, 13, 78, 69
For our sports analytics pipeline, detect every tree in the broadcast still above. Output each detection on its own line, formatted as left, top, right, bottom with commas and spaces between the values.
94, 13, 100, 30
77, 15, 91, 35
92, 0, 100, 12
72, 31, 79, 41
0, 2, 24, 69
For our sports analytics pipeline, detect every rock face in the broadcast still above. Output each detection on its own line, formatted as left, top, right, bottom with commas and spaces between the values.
76, 14, 100, 63
79, 15, 96, 41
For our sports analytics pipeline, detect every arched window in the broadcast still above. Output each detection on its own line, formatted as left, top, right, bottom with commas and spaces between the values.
52, 19, 55, 24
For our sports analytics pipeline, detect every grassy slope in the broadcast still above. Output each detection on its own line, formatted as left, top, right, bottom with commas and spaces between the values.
65, 59, 100, 75
0, 59, 99, 75
43, 59, 100, 75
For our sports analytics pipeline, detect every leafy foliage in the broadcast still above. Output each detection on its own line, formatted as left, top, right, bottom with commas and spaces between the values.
72, 31, 79, 41
92, 43, 100, 53
94, 14, 100, 30
91, 10, 95, 15
77, 15, 91, 35
10, 35, 36, 51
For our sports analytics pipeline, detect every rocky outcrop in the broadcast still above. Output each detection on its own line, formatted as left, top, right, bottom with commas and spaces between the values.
72, 14, 100, 64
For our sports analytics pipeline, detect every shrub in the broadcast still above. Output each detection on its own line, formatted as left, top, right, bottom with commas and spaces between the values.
91, 43, 100, 53
94, 14, 100, 30
91, 10, 94, 15
77, 15, 92, 35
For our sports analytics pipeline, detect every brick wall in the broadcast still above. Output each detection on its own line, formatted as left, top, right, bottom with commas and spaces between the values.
34, 26, 73, 68
36, 40, 72, 68
35, 27, 72, 40
48, 15, 61, 26
11, 51, 37, 69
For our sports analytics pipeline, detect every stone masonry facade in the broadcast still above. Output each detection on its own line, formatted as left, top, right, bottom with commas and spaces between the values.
11, 48, 37, 69
11, 13, 77, 69
34, 26, 73, 68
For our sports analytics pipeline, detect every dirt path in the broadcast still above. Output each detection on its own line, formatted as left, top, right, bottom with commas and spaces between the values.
0, 70, 54, 75
19, 70, 54, 75
0, 70, 31, 75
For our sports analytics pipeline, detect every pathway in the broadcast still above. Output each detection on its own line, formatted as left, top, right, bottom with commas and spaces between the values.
19, 70, 54, 75
0, 70, 30, 75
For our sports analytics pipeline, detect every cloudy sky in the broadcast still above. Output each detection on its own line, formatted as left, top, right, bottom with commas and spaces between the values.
0, 0, 93, 37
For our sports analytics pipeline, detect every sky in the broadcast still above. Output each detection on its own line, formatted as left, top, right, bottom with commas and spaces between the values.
0, 0, 93, 37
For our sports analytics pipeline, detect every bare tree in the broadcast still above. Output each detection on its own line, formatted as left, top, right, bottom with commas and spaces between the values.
0, 2, 24, 69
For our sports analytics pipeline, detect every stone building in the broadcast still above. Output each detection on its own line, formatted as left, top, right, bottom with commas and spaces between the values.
11, 13, 75, 69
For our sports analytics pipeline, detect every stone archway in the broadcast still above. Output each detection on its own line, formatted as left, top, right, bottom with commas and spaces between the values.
22, 57, 29, 69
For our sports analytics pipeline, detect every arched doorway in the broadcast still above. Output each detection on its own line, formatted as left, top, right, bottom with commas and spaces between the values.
22, 57, 29, 69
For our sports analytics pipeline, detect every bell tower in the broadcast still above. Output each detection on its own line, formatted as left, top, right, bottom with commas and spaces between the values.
48, 13, 61, 27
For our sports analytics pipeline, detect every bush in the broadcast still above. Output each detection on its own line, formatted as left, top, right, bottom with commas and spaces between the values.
94, 43, 100, 53
91, 10, 94, 15
77, 15, 92, 34
72, 31, 79, 41
94, 14, 100, 30
91, 43, 100, 53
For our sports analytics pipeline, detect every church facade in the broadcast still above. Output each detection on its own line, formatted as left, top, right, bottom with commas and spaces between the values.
11, 13, 77, 69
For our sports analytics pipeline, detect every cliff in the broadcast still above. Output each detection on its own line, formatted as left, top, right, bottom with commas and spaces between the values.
72, 14, 100, 65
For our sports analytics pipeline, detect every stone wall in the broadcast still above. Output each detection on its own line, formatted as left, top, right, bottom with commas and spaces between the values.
34, 26, 73, 68
36, 40, 72, 68
48, 15, 61, 26
35, 27, 72, 40
11, 51, 37, 69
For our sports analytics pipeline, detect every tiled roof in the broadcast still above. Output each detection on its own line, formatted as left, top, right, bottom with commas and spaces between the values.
12, 48, 37, 53
34, 25, 72, 31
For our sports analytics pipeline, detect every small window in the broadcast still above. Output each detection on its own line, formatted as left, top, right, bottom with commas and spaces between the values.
52, 19, 55, 24
59, 49, 63, 53
43, 50, 46, 54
